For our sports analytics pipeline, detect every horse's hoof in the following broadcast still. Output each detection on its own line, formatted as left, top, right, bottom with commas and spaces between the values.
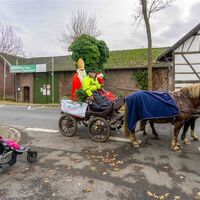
133, 143, 140, 148
137, 140, 142, 145
131, 140, 141, 148
154, 135, 160, 140
192, 137, 199, 141
183, 138, 190, 145
171, 145, 181, 151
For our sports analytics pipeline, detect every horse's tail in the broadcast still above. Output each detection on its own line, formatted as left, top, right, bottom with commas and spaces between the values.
124, 104, 130, 138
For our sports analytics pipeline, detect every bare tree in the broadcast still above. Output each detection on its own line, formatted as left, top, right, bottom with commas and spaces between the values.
134, 0, 174, 90
0, 23, 23, 56
60, 10, 101, 49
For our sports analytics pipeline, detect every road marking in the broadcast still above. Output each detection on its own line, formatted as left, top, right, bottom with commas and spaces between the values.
0, 105, 5, 107
109, 136, 131, 143
25, 128, 130, 142
27, 106, 45, 110
26, 128, 59, 133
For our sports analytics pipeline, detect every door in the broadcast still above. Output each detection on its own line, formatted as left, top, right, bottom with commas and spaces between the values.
34, 73, 59, 104
24, 86, 30, 102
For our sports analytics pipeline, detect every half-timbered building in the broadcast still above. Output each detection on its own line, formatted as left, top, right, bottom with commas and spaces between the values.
158, 23, 200, 90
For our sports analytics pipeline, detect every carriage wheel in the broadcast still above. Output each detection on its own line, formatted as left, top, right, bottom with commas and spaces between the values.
88, 117, 110, 142
58, 114, 77, 137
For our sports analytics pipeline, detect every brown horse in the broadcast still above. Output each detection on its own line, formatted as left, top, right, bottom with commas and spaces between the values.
124, 83, 200, 151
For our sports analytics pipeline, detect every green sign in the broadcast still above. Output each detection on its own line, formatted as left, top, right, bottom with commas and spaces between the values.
10, 64, 36, 73
10, 64, 46, 73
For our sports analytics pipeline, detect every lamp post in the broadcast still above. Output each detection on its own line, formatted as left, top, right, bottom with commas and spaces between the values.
3, 60, 6, 100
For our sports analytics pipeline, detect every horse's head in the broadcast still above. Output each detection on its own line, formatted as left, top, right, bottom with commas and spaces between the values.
180, 83, 200, 108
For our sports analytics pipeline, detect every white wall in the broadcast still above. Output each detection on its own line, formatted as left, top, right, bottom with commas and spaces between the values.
174, 33, 200, 89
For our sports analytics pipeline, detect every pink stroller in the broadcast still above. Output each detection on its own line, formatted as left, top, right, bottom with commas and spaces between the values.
0, 136, 37, 172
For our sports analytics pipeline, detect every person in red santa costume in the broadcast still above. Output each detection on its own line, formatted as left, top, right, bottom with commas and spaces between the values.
71, 58, 86, 101
96, 72, 117, 102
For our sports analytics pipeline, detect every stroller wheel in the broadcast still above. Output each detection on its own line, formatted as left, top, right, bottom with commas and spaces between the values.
27, 150, 38, 163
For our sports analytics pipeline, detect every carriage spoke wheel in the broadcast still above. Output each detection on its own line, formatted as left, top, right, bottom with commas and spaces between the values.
88, 117, 110, 142
58, 114, 77, 137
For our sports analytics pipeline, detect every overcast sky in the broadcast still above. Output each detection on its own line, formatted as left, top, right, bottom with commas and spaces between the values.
0, 0, 200, 57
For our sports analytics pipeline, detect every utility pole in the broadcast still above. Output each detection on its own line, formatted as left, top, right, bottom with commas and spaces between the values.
15, 58, 18, 102
52, 57, 54, 103
3, 60, 6, 100
0, 54, 12, 100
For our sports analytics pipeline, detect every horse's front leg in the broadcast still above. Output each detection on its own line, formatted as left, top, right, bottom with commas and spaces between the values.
129, 130, 141, 148
181, 119, 191, 144
171, 121, 184, 151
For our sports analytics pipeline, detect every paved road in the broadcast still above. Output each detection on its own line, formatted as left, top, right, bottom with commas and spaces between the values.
0, 105, 200, 200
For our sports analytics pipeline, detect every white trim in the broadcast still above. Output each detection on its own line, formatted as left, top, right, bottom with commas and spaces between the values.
109, 136, 131, 143
25, 128, 59, 133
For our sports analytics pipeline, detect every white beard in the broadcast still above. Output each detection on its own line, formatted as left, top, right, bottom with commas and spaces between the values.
77, 69, 86, 83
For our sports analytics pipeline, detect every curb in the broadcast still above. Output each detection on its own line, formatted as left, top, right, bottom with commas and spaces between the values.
0, 101, 60, 108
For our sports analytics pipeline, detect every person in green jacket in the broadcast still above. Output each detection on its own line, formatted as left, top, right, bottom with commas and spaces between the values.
83, 69, 102, 101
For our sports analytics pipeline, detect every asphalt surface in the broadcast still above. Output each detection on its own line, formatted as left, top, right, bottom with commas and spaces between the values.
0, 104, 200, 200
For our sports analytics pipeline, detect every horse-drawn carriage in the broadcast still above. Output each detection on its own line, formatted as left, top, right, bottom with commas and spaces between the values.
58, 97, 124, 142
58, 83, 200, 150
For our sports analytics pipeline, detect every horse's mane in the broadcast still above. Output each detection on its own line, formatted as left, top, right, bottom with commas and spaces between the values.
179, 83, 200, 98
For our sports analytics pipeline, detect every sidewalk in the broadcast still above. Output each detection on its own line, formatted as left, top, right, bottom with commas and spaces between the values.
0, 126, 21, 141
0, 100, 60, 107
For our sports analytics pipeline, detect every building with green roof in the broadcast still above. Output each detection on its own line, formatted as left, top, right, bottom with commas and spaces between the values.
0, 47, 171, 103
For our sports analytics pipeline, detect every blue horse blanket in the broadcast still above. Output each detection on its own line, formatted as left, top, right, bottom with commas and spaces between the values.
125, 91, 180, 131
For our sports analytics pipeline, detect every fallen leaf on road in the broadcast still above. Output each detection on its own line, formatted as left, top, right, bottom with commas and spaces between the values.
147, 191, 169, 199
82, 188, 92, 193
147, 191, 154, 197
174, 196, 180, 199
116, 160, 123, 164
159, 193, 169, 200
88, 179, 94, 184
90, 166, 96, 171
